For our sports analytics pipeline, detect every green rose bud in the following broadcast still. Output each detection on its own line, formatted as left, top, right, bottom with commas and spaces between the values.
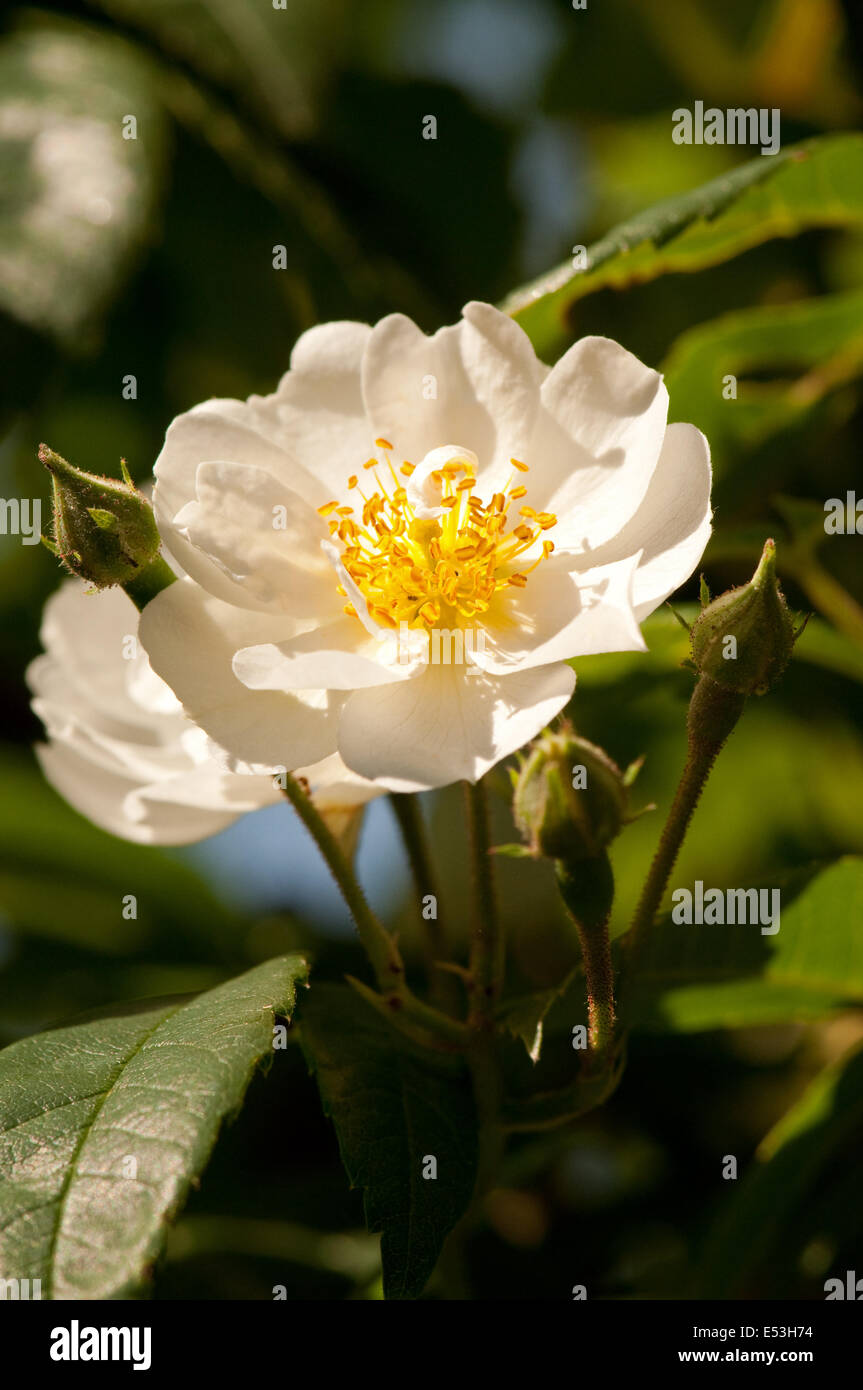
40, 445, 168, 600
512, 725, 632, 863
689, 538, 796, 697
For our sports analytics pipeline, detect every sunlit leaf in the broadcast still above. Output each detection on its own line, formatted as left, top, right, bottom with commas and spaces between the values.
0, 955, 308, 1298
503, 135, 863, 356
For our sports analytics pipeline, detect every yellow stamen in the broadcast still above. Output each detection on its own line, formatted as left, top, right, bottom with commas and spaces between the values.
328, 441, 557, 631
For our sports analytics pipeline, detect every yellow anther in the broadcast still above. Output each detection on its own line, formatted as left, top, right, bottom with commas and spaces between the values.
330, 446, 556, 631
343, 603, 357, 617
317, 500, 339, 517
510, 458, 529, 472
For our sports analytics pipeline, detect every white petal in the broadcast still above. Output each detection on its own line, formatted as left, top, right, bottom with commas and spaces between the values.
234, 617, 427, 692
153, 399, 324, 603
33, 582, 142, 724
260, 320, 375, 496
361, 301, 543, 480
35, 742, 247, 846
173, 460, 338, 617
338, 661, 575, 791
571, 422, 712, 621
294, 751, 383, 810
475, 553, 646, 674
125, 764, 280, 817
139, 579, 341, 768
528, 336, 669, 550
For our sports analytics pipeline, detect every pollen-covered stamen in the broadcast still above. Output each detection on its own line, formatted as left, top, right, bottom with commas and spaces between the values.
317, 446, 557, 630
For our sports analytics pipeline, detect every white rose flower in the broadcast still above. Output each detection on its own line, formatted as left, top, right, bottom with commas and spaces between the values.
140, 302, 711, 791
28, 581, 381, 845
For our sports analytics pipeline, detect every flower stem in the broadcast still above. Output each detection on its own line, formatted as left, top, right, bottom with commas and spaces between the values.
281, 774, 467, 1047
389, 793, 458, 1011
555, 856, 616, 1068
123, 553, 177, 611
463, 779, 503, 1029
626, 675, 746, 962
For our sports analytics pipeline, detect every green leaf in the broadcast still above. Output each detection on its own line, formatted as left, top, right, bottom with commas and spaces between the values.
498, 970, 578, 1063
623, 857, 863, 1032
298, 984, 477, 1300
662, 288, 863, 472
695, 1040, 863, 1297
502, 134, 863, 356
0, 955, 308, 1298
0, 23, 167, 348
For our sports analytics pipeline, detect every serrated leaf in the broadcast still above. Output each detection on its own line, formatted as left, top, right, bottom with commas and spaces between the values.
502, 134, 863, 356
622, 857, 863, 1032
0, 955, 308, 1298
298, 984, 477, 1300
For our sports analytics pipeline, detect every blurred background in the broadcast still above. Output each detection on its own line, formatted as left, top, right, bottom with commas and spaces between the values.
1, 0, 863, 1298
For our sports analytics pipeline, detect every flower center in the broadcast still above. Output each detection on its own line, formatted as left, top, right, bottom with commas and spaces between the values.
317, 440, 557, 631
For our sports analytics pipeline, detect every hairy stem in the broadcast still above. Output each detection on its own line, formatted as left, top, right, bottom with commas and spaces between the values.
626, 676, 746, 962
282, 774, 466, 1046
